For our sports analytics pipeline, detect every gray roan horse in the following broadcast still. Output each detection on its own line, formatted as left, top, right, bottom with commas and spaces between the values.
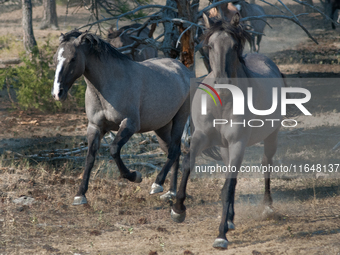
171, 14, 285, 249
52, 30, 190, 205
108, 23, 158, 61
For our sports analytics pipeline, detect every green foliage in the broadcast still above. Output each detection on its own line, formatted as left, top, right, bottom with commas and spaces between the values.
0, 34, 23, 57
69, 77, 87, 108
0, 38, 86, 112
0, 35, 13, 50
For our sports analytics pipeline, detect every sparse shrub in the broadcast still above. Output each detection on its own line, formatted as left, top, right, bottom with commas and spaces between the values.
0, 37, 86, 112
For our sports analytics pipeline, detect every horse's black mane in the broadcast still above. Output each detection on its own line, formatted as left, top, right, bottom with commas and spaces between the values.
60, 30, 130, 61
202, 19, 252, 63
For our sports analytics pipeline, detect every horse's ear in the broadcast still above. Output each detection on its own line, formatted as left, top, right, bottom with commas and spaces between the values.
92, 34, 100, 46
203, 13, 213, 29
231, 13, 240, 27
59, 33, 65, 43
73, 33, 86, 47
108, 28, 122, 39
74, 32, 90, 47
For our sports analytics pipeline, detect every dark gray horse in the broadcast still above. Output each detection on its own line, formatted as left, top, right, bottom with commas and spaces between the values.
325, 0, 340, 29
235, 1, 266, 52
52, 30, 190, 205
108, 24, 158, 61
171, 14, 285, 249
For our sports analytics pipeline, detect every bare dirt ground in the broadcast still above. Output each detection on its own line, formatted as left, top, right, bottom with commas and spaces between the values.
1, 1, 340, 254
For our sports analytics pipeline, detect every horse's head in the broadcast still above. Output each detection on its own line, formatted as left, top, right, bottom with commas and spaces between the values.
202, 13, 251, 79
52, 32, 95, 101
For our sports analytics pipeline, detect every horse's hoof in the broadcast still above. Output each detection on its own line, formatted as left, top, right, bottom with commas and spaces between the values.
150, 183, 163, 194
171, 208, 186, 223
160, 191, 176, 201
262, 205, 274, 217
213, 238, 228, 249
133, 171, 142, 183
72, 195, 87, 205
227, 221, 235, 231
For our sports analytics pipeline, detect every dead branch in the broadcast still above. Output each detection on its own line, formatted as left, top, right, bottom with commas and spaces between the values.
241, 14, 318, 44
121, 153, 165, 159
258, 0, 285, 14
198, 0, 236, 17
77, 5, 178, 30
146, 18, 204, 29
4, 149, 165, 162
126, 162, 161, 171
0, 58, 21, 64
176, 24, 193, 48
293, 0, 337, 25
332, 141, 340, 151
279, 0, 319, 43
129, 35, 162, 49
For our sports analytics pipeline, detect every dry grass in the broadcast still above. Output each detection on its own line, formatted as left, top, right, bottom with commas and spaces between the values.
0, 158, 339, 254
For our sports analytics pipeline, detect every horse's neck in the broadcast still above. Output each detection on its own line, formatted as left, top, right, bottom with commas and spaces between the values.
222, 60, 250, 89
238, 61, 250, 77
84, 55, 134, 92
224, 59, 248, 80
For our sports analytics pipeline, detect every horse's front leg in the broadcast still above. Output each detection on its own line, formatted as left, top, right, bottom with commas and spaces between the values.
110, 118, 142, 183
213, 142, 245, 250
220, 147, 236, 231
171, 130, 208, 223
73, 124, 101, 205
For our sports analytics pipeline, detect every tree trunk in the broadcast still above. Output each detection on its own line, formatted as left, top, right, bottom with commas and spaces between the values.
175, 0, 199, 73
22, 0, 37, 53
40, 0, 58, 30
162, 0, 179, 58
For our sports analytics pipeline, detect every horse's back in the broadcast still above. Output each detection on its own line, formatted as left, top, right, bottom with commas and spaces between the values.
141, 58, 192, 83
241, 2, 266, 31
139, 58, 191, 106
244, 53, 282, 78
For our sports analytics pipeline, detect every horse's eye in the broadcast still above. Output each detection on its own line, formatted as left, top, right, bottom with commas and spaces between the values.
71, 57, 76, 62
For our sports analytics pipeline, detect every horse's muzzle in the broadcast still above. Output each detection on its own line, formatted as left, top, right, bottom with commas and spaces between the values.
52, 88, 67, 101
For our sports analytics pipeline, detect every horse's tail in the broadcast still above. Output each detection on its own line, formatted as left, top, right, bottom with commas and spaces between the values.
202, 146, 223, 161
281, 72, 300, 118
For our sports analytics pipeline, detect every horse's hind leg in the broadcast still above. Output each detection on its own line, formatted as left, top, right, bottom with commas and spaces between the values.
262, 128, 279, 209
151, 100, 189, 199
110, 118, 142, 183
73, 124, 101, 205
150, 122, 179, 200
